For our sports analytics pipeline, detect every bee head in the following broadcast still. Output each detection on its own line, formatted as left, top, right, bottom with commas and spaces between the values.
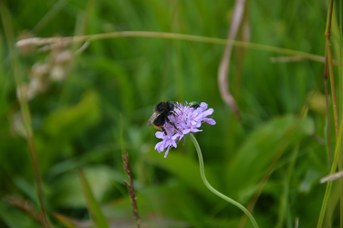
155, 101, 174, 113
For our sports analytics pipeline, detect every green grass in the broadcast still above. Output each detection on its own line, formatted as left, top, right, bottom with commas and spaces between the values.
0, 0, 342, 227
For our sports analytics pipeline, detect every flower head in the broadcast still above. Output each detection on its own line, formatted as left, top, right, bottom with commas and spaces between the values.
153, 102, 216, 158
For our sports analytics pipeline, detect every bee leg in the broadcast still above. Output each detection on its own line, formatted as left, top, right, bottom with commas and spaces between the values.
161, 127, 168, 135
166, 118, 180, 132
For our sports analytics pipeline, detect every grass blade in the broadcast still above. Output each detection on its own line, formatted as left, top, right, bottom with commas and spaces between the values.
79, 169, 109, 228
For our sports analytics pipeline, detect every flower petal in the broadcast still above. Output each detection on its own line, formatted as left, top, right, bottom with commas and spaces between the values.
153, 101, 215, 156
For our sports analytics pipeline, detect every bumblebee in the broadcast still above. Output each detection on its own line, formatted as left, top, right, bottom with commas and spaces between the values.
149, 101, 178, 134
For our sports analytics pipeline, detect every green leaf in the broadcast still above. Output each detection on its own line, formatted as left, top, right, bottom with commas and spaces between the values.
43, 90, 101, 141
53, 213, 78, 228
109, 181, 202, 227
145, 150, 218, 202
50, 166, 118, 208
79, 169, 109, 228
0, 201, 38, 228
225, 115, 314, 201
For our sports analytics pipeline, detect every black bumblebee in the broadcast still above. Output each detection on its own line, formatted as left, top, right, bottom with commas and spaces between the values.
149, 101, 178, 134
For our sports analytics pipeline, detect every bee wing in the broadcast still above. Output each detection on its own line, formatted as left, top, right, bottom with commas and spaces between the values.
148, 112, 159, 126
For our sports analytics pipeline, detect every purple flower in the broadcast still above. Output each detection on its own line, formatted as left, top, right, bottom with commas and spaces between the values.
154, 102, 216, 158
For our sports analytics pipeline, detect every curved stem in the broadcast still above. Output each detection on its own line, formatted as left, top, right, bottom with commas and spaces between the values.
16, 31, 327, 64
190, 134, 259, 228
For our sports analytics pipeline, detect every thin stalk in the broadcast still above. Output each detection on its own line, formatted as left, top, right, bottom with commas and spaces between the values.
317, 119, 343, 228
322, 0, 341, 227
122, 152, 141, 228
189, 134, 259, 228
0, 3, 51, 227
324, 0, 338, 139
326, 46, 339, 139
16, 31, 328, 64
324, 66, 332, 162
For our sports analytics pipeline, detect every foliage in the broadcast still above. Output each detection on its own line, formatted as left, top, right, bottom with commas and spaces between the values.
0, 0, 342, 227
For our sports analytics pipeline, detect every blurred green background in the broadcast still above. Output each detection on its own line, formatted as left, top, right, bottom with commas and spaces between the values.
0, 0, 342, 227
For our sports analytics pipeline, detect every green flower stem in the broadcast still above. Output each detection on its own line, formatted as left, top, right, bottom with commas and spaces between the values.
190, 134, 259, 228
